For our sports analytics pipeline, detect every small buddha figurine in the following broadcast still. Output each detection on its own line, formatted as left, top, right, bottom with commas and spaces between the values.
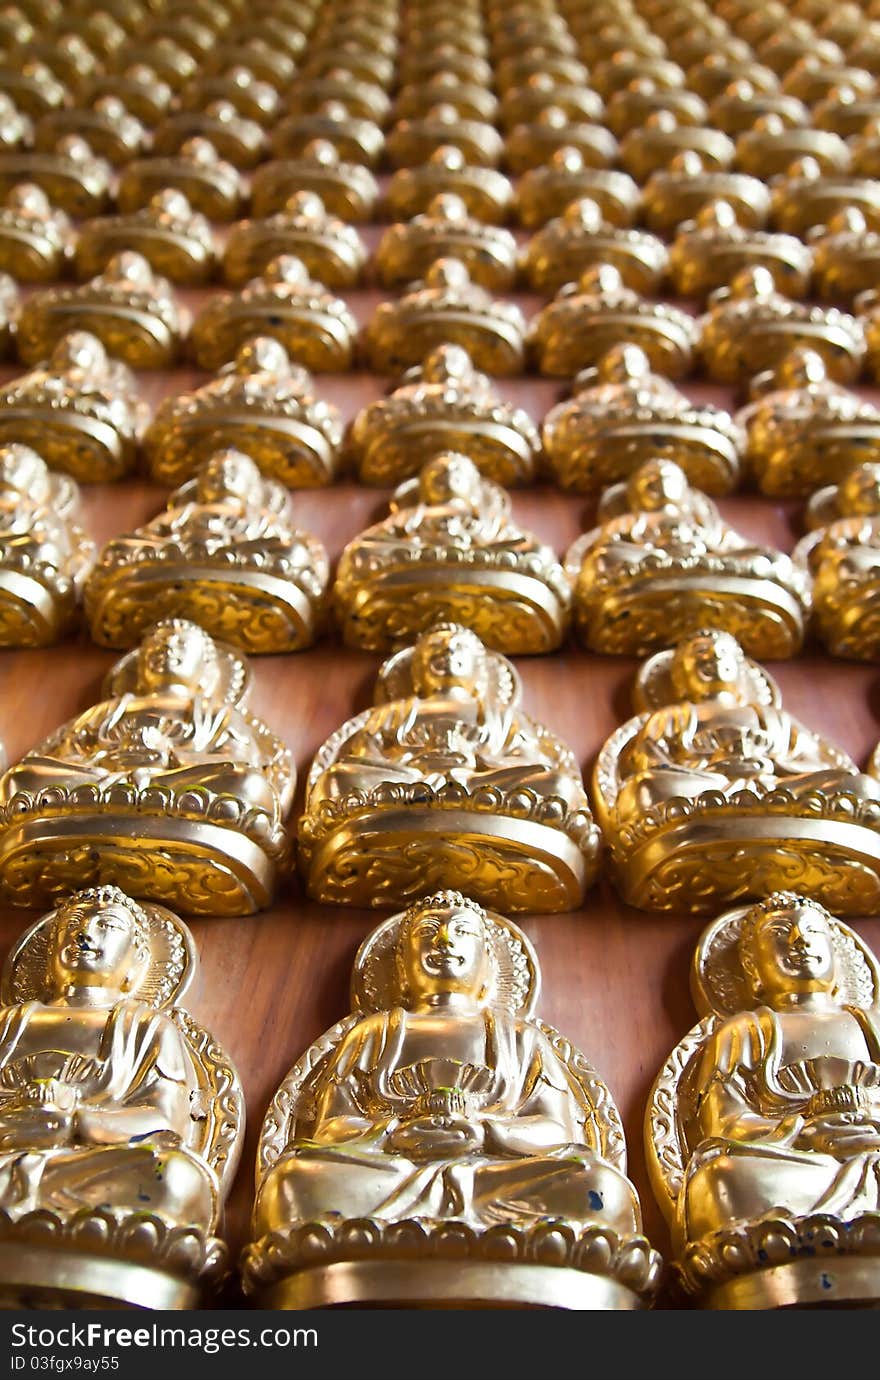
770, 157, 880, 238
190, 255, 357, 373
0, 884, 244, 1308
145, 337, 344, 489
335, 453, 569, 653
810, 209, 880, 303
375, 194, 518, 291
647, 893, 880, 1308
395, 73, 498, 123
564, 459, 808, 657
0, 135, 111, 218
498, 73, 602, 129
271, 99, 385, 167
384, 146, 514, 226
298, 624, 600, 911
33, 95, 149, 166
0, 331, 148, 483
529, 264, 696, 379
792, 463, 880, 660
386, 104, 503, 169
152, 100, 267, 172
812, 84, 880, 138
180, 65, 283, 125
17, 251, 188, 371
349, 344, 540, 488
735, 114, 851, 179
250, 139, 379, 221
740, 349, 880, 496
222, 191, 367, 290
503, 105, 617, 175
117, 137, 243, 223
699, 266, 865, 384
591, 51, 684, 98
82, 63, 174, 126
543, 345, 744, 494
523, 197, 667, 295
86, 449, 329, 654
365, 258, 527, 376
515, 145, 641, 228
642, 150, 771, 233
0, 184, 73, 283
0, 617, 294, 913
707, 80, 809, 135
283, 67, 391, 123
0, 442, 94, 646
74, 190, 215, 288
619, 110, 735, 182
594, 628, 880, 913
243, 888, 661, 1309
669, 199, 812, 300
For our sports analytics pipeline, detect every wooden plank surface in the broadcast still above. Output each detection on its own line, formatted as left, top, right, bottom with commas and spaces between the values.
1, 306, 879, 1309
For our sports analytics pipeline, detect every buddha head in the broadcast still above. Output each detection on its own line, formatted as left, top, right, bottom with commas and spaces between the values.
49, 331, 109, 377
46, 885, 151, 1002
418, 452, 482, 507
0, 443, 51, 506
625, 458, 691, 513
738, 891, 838, 1006
411, 623, 490, 700
135, 618, 220, 698
837, 463, 880, 517
669, 629, 751, 704
195, 448, 261, 505
396, 890, 497, 1008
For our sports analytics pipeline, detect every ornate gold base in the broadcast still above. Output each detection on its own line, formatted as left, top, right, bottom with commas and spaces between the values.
302, 806, 596, 912
0, 570, 69, 647
0, 1210, 225, 1310
87, 567, 318, 654
608, 807, 880, 915
148, 419, 336, 489
243, 1217, 661, 1311
681, 1212, 880, 1310
0, 414, 130, 482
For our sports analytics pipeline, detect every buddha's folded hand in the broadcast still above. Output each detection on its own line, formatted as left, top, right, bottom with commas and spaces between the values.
386, 1113, 485, 1160
0, 1104, 74, 1150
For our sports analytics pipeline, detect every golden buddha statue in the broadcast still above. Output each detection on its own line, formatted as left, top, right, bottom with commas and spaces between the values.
145, 337, 343, 489
735, 115, 851, 180
395, 73, 498, 123
0, 135, 110, 219
641, 151, 771, 234
0, 884, 244, 1308
375, 194, 518, 292
34, 95, 149, 167
669, 199, 812, 300
523, 197, 668, 295
543, 345, 743, 494
770, 157, 880, 240
386, 104, 503, 169
250, 139, 379, 221
647, 892, 880, 1307
810, 209, 880, 305
82, 63, 174, 126
707, 80, 809, 135
514, 146, 641, 229
0, 442, 95, 646
222, 191, 367, 289
86, 448, 328, 654
0, 617, 294, 913
811, 84, 880, 138
365, 258, 527, 376
384, 146, 513, 225
243, 889, 661, 1309
16, 251, 188, 371
504, 106, 618, 175
0, 184, 73, 282
74, 189, 216, 287
741, 349, 880, 497
619, 110, 735, 182
349, 344, 539, 488
565, 459, 808, 657
116, 137, 243, 222
0, 331, 148, 483
299, 624, 599, 911
270, 99, 385, 167
334, 453, 569, 654
151, 100, 267, 171
498, 74, 602, 130
699, 266, 865, 385
283, 67, 391, 123
189, 255, 357, 373
594, 629, 880, 914
530, 264, 696, 379
793, 463, 880, 661
181, 64, 283, 124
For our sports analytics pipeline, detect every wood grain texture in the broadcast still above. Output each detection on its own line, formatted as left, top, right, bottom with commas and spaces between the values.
1, 297, 879, 1309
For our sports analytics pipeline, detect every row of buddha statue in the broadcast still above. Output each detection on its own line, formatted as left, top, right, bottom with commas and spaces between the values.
2, 248, 880, 383
0, 877, 878, 1311
0, 614, 879, 922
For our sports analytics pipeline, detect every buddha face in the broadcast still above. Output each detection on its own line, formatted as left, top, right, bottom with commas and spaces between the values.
411, 627, 488, 697
47, 896, 147, 997
196, 449, 260, 504
742, 899, 838, 1003
400, 901, 492, 1005
419, 453, 481, 506
136, 620, 215, 694
671, 630, 746, 702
